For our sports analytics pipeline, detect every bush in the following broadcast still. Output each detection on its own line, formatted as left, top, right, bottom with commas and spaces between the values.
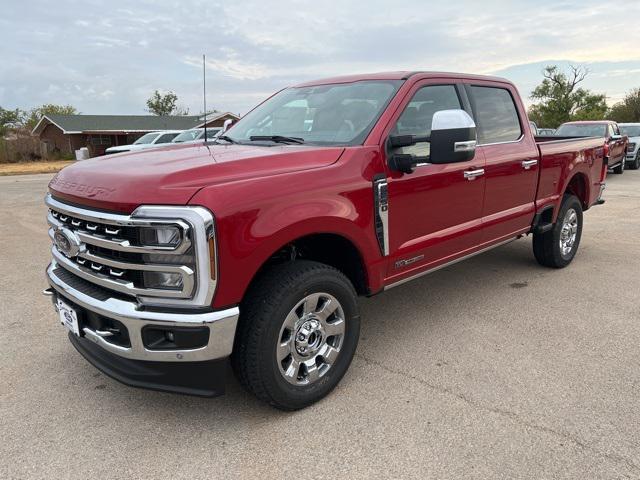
0, 134, 43, 163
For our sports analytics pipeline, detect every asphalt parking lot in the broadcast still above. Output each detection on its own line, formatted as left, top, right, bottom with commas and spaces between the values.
1, 170, 639, 479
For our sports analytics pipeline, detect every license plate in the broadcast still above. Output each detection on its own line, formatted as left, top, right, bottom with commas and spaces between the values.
57, 299, 81, 336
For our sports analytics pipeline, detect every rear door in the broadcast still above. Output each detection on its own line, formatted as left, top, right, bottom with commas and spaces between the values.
383, 79, 486, 282
465, 82, 540, 242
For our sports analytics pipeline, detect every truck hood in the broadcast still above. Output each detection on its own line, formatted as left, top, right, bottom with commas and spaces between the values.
49, 143, 345, 213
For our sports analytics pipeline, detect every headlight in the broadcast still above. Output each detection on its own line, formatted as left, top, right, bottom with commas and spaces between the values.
139, 226, 181, 246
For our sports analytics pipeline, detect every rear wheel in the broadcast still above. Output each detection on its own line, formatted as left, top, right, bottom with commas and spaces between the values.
612, 157, 625, 174
232, 260, 360, 410
533, 194, 583, 268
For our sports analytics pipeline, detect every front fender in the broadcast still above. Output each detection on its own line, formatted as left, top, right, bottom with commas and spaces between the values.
188, 157, 384, 308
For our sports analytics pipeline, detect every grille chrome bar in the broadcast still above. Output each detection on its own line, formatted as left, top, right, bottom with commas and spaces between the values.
47, 212, 192, 254
52, 247, 195, 298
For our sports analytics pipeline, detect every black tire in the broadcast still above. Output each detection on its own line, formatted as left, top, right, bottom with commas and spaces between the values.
533, 194, 583, 268
612, 157, 625, 174
231, 260, 360, 410
629, 152, 640, 170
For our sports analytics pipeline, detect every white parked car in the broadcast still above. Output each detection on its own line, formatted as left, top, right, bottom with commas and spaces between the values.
171, 128, 221, 144
104, 131, 182, 154
619, 123, 640, 170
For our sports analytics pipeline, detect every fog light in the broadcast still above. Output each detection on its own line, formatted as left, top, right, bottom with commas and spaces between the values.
143, 271, 184, 289
140, 226, 181, 246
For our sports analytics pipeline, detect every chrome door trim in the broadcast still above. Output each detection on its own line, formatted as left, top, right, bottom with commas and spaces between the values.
373, 177, 389, 256
384, 237, 517, 290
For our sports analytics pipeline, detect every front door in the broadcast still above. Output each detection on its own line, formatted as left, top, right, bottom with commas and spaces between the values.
383, 81, 486, 284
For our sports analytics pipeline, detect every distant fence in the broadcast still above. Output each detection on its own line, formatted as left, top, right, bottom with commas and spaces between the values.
0, 135, 45, 163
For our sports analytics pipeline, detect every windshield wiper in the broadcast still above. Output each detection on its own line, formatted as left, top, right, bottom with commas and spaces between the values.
214, 135, 237, 144
249, 135, 305, 145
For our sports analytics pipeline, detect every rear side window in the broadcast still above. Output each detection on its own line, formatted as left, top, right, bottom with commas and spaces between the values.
470, 86, 522, 144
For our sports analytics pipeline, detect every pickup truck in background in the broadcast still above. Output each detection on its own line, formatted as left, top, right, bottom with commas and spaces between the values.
556, 120, 628, 174
619, 123, 640, 170
45, 72, 608, 410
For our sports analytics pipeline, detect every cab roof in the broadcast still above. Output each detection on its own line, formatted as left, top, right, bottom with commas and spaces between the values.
293, 71, 512, 87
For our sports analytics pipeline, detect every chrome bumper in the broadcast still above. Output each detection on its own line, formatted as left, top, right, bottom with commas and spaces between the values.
46, 261, 239, 363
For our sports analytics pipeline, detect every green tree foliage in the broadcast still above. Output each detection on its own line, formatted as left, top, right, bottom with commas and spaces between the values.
146, 90, 189, 116
24, 104, 78, 130
608, 88, 640, 123
528, 66, 607, 128
0, 107, 24, 137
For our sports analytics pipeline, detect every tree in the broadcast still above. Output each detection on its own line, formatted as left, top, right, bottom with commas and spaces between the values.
608, 88, 640, 123
24, 104, 78, 130
0, 107, 24, 137
528, 65, 607, 128
146, 90, 189, 116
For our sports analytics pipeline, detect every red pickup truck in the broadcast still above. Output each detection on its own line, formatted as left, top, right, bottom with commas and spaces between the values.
45, 72, 608, 410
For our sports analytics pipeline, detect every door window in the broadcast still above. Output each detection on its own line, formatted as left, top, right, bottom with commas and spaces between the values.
393, 85, 461, 156
470, 86, 522, 144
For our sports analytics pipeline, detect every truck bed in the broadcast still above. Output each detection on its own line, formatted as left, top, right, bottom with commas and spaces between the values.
535, 136, 606, 213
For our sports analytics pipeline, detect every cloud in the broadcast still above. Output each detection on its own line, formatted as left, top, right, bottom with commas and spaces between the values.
1, 0, 639, 115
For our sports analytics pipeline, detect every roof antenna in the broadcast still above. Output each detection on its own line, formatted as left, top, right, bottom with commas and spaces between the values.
202, 54, 214, 158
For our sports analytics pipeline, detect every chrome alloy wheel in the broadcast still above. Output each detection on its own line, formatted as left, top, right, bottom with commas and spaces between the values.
277, 292, 345, 386
559, 208, 579, 257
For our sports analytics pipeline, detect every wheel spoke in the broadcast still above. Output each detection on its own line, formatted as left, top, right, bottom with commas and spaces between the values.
321, 345, 339, 364
277, 338, 291, 362
315, 298, 339, 322
302, 293, 322, 315
283, 359, 300, 380
324, 318, 345, 337
304, 360, 320, 383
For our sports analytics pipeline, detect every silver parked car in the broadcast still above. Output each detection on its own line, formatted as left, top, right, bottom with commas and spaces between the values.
619, 123, 640, 170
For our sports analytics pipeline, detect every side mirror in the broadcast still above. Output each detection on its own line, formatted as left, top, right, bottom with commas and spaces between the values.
387, 109, 477, 174
609, 134, 622, 141
222, 118, 233, 133
429, 110, 477, 164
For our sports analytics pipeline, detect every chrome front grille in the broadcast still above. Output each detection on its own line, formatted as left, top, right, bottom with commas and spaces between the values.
46, 194, 216, 308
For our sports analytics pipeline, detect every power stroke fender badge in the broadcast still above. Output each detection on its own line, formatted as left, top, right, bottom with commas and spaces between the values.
53, 227, 83, 258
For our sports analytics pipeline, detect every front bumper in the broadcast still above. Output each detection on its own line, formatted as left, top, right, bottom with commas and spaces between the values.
46, 261, 239, 396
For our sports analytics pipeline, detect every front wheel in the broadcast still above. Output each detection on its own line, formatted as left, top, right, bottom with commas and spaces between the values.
232, 260, 360, 410
533, 194, 583, 268
629, 151, 640, 170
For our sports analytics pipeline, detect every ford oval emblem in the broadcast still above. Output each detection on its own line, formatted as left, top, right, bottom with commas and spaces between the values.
54, 228, 81, 258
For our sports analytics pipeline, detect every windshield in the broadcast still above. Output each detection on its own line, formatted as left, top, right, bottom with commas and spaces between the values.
172, 129, 202, 143
133, 132, 161, 145
225, 80, 403, 146
556, 124, 606, 137
620, 125, 640, 137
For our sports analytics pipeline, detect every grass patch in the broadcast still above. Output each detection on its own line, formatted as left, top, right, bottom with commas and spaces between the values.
0, 160, 75, 176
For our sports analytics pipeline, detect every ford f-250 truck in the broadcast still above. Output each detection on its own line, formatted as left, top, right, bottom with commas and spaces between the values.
45, 72, 608, 410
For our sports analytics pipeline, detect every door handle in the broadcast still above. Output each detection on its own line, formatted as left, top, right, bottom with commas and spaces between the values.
522, 159, 538, 170
463, 168, 485, 180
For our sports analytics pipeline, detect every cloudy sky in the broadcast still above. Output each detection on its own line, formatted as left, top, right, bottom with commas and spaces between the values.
1, 0, 639, 116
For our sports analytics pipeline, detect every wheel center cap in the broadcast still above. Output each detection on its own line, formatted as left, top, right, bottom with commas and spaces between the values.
295, 318, 324, 356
